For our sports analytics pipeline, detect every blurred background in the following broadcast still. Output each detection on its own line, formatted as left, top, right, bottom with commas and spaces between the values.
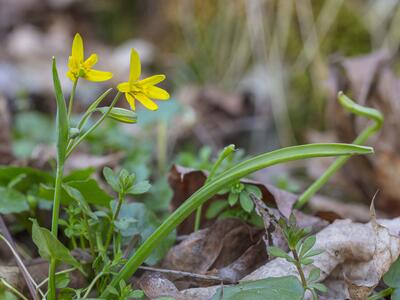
1, 0, 400, 215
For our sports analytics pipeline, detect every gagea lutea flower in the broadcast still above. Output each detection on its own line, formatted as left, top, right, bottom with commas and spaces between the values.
117, 49, 169, 111
67, 33, 113, 82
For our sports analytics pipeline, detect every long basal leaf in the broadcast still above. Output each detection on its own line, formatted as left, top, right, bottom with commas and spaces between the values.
52, 57, 68, 164
102, 143, 373, 295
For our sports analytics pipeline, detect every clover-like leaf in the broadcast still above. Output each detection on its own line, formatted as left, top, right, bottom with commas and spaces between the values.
103, 167, 120, 192
245, 184, 262, 198
300, 236, 316, 258
228, 192, 239, 206
239, 191, 254, 213
268, 246, 293, 261
126, 181, 151, 195
307, 268, 320, 282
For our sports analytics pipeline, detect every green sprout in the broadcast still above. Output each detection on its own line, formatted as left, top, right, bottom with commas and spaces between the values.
268, 215, 326, 299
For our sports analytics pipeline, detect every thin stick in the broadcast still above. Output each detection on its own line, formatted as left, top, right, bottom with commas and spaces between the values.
0, 278, 29, 300
0, 220, 38, 299
138, 266, 224, 283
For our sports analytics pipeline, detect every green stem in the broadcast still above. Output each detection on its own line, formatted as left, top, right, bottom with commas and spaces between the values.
296, 92, 383, 209
67, 79, 78, 119
82, 271, 104, 299
65, 91, 121, 159
48, 162, 64, 300
194, 145, 235, 231
296, 126, 374, 208
367, 287, 394, 300
100, 143, 373, 297
0, 278, 29, 300
292, 248, 307, 289
104, 192, 125, 251
48, 259, 57, 300
71, 236, 78, 249
77, 88, 113, 130
82, 213, 96, 257
66, 88, 113, 152
37, 268, 76, 290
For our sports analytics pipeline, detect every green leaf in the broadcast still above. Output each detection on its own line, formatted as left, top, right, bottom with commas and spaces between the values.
64, 168, 94, 182
103, 143, 374, 294
55, 273, 70, 288
308, 283, 327, 293
239, 191, 254, 213
126, 181, 151, 195
307, 268, 320, 282
103, 167, 120, 192
7, 174, 27, 189
63, 184, 97, 220
268, 246, 292, 261
205, 200, 229, 219
392, 288, 400, 300
0, 187, 29, 214
113, 202, 175, 266
129, 289, 144, 298
31, 219, 82, 271
40, 179, 112, 206
384, 257, 400, 288
211, 276, 304, 300
300, 258, 314, 265
228, 192, 239, 206
52, 57, 69, 164
97, 107, 137, 124
0, 166, 52, 191
299, 236, 316, 258
245, 184, 262, 198
303, 249, 324, 258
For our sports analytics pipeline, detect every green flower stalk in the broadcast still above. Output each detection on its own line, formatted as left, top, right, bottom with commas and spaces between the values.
296, 92, 384, 209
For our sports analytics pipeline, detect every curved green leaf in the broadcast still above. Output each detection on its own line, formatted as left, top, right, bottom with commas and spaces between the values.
52, 57, 68, 164
211, 276, 304, 300
101, 143, 373, 295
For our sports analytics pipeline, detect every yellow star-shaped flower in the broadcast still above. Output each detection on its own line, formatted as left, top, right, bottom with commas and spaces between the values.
67, 33, 113, 82
117, 49, 169, 111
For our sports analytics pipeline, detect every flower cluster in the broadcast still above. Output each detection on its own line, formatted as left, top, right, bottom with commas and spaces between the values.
67, 33, 169, 111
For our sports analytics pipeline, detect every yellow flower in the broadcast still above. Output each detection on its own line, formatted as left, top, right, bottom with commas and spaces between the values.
117, 49, 169, 111
67, 33, 113, 82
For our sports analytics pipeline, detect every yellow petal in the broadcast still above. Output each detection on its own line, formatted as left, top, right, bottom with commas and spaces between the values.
135, 92, 158, 111
138, 75, 166, 86
125, 93, 136, 110
145, 86, 169, 100
67, 70, 77, 82
117, 82, 130, 92
68, 56, 79, 70
72, 33, 84, 62
129, 48, 141, 82
84, 69, 113, 82
83, 53, 98, 68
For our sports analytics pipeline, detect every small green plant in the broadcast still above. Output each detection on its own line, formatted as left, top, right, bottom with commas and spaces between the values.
38, 32, 168, 299
102, 167, 151, 250
0, 31, 378, 299
268, 215, 326, 299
